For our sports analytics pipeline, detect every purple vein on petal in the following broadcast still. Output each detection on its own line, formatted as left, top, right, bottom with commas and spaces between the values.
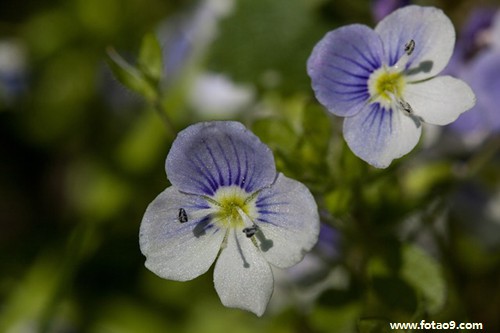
319, 73, 368, 90
241, 148, 250, 190
329, 52, 374, 73
255, 201, 288, 209
361, 104, 379, 128
227, 135, 242, 186
190, 155, 218, 193
204, 140, 225, 187
257, 209, 281, 216
215, 138, 233, 186
322, 63, 370, 80
388, 107, 393, 134
256, 216, 278, 226
377, 106, 386, 139
245, 150, 257, 192
183, 165, 214, 195
317, 84, 369, 102
351, 43, 381, 69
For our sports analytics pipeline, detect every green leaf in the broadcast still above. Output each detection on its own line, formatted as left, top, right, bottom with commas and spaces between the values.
302, 103, 332, 154
324, 187, 352, 216
311, 302, 361, 333
400, 244, 446, 314
357, 318, 391, 333
106, 47, 157, 101
401, 161, 452, 201
116, 110, 168, 173
208, 0, 327, 93
251, 118, 297, 153
138, 32, 163, 85
372, 276, 418, 313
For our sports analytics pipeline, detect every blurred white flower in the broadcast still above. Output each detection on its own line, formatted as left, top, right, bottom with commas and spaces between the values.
487, 189, 500, 225
188, 72, 255, 117
0, 39, 27, 104
157, 0, 235, 84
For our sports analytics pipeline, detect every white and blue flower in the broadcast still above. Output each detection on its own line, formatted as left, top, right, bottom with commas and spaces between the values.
447, 9, 500, 144
307, 5, 476, 168
139, 121, 320, 316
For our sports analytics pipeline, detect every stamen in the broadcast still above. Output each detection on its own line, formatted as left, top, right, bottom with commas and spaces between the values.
178, 208, 188, 223
398, 99, 414, 115
392, 39, 416, 71
395, 97, 422, 127
404, 39, 415, 56
236, 206, 259, 238
242, 226, 258, 238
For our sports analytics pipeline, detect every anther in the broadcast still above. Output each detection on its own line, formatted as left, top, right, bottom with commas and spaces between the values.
178, 208, 188, 223
398, 99, 414, 115
404, 39, 415, 56
392, 40, 416, 71
242, 225, 258, 238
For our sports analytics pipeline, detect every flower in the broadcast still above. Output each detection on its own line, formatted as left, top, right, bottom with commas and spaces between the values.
307, 5, 476, 168
269, 224, 340, 313
157, 0, 234, 86
0, 38, 27, 105
371, 0, 409, 22
449, 50, 500, 143
446, 9, 500, 143
139, 121, 320, 316
188, 72, 255, 118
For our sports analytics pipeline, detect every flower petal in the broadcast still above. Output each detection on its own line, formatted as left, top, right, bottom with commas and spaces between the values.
376, 6, 455, 80
166, 121, 276, 196
253, 173, 320, 268
343, 103, 422, 168
465, 51, 500, 131
404, 76, 476, 125
449, 50, 500, 137
213, 229, 273, 316
307, 24, 384, 117
492, 11, 500, 48
139, 186, 225, 281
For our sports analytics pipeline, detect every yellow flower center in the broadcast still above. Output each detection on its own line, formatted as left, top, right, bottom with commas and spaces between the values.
209, 186, 257, 229
368, 68, 406, 107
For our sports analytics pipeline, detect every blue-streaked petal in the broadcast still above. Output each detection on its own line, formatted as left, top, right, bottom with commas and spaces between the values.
307, 24, 384, 117
464, 50, 500, 132
253, 173, 320, 268
492, 11, 500, 48
139, 186, 224, 281
166, 121, 276, 196
213, 229, 273, 316
449, 50, 500, 135
343, 103, 422, 168
375, 6, 455, 81
372, 0, 410, 22
449, 50, 500, 136
404, 76, 476, 126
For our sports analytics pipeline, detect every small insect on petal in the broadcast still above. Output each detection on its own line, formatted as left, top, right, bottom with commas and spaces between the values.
178, 208, 188, 223
404, 39, 415, 56
242, 225, 258, 238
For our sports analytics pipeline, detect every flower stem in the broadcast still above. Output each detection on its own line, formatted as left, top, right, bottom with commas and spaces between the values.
150, 96, 176, 137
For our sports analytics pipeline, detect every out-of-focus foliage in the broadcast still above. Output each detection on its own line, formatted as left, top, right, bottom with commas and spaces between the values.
1, 0, 500, 332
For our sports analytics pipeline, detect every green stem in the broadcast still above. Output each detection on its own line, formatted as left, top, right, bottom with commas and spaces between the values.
38, 221, 96, 333
151, 96, 176, 137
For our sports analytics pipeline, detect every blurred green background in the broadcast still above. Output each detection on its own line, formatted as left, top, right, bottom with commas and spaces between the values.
1, 0, 500, 332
